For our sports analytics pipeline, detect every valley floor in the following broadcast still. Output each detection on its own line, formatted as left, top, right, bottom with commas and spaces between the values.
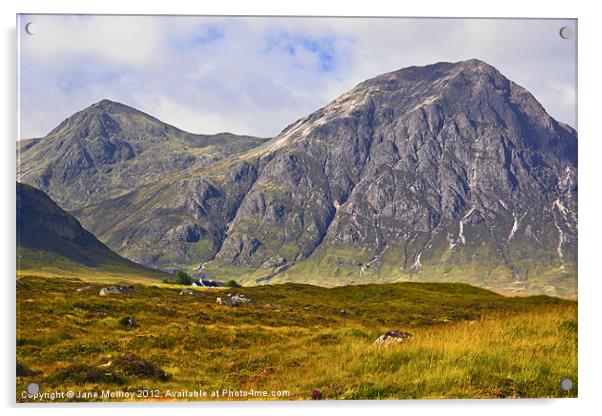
16, 275, 577, 401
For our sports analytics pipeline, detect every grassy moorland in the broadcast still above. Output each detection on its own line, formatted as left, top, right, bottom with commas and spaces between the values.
16, 274, 577, 401
16, 248, 167, 284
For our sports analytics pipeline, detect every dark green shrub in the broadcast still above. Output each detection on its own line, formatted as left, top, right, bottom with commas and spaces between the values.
16, 363, 40, 377
163, 271, 193, 285
46, 364, 124, 385
112, 354, 169, 381
175, 271, 192, 285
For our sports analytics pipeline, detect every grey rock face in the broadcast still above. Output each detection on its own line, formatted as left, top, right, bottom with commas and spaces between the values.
71, 158, 261, 271
262, 256, 287, 268
17, 99, 268, 211
165, 224, 207, 243
214, 60, 577, 288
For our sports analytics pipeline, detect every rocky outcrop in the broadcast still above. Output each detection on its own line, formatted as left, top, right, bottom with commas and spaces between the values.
216, 293, 252, 307
374, 330, 413, 345
71, 159, 261, 270
99, 285, 135, 296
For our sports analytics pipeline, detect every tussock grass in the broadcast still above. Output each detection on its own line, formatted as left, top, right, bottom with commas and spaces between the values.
16, 275, 576, 401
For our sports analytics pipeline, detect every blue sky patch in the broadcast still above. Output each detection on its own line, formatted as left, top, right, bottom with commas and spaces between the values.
170, 25, 225, 50
263, 32, 340, 73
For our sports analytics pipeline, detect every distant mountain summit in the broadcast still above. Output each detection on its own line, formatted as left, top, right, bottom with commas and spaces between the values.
17, 60, 577, 295
17, 99, 268, 210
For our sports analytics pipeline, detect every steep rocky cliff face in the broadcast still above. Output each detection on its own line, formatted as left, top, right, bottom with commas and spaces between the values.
212, 60, 577, 294
18, 60, 577, 295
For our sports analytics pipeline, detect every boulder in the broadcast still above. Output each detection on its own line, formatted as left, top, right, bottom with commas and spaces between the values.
180, 288, 196, 296
99, 285, 134, 296
374, 330, 413, 345
216, 293, 252, 307
119, 316, 135, 330
231, 293, 251, 305
216, 297, 234, 307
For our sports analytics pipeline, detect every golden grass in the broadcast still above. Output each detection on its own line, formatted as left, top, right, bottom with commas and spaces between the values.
16, 275, 577, 401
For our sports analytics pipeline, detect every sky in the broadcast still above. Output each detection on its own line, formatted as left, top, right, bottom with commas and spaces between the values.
18, 15, 577, 139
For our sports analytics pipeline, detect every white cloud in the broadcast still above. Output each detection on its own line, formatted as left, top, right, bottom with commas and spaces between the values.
18, 15, 577, 139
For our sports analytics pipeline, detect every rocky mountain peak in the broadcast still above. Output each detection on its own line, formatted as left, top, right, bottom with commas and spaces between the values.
269, 60, 509, 150
268, 59, 573, 167
92, 98, 131, 111
45, 99, 168, 142
18, 99, 267, 210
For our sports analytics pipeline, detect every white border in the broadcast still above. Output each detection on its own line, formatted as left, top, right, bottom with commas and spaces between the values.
2, 1, 601, 415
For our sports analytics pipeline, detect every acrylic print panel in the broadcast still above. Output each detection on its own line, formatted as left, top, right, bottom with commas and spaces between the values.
16, 15, 577, 402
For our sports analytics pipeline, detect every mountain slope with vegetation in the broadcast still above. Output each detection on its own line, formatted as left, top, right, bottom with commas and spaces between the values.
16, 182, 166, 280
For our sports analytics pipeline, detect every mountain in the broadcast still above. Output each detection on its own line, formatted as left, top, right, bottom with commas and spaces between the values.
16, 182, 166, 279
17, 99, 268, 211
213, 59, 577, 295
17, 60, 577, 296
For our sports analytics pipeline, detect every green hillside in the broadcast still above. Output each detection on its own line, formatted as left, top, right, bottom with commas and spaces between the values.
16, 182, 167, 280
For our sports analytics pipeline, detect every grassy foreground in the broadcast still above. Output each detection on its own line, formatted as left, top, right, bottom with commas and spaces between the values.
16, 275, 577, 401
